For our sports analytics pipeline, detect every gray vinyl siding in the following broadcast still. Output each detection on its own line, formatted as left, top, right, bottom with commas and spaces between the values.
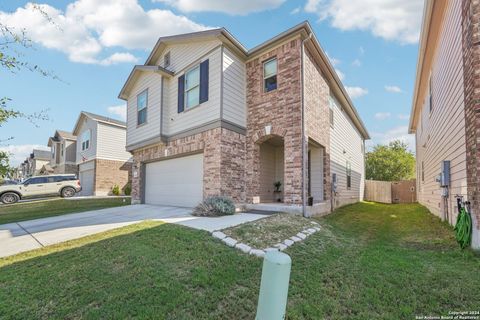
126, 39, 223, 145
97, 123, 131, 161
126, 72, 162, 146
329, 94, 365, 206
76, 117, 98, 164
416, 0, 466, 223
162, 45, 222, 135
222, 47, 246, 127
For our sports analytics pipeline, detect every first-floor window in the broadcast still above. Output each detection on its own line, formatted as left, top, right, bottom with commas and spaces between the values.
346, 161, 352, 189
137, 89, 148, 125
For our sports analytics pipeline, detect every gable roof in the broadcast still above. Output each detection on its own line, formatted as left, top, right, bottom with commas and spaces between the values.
119, 21, 369, 139
72, 111, 126, 136
48, 130, 77, 146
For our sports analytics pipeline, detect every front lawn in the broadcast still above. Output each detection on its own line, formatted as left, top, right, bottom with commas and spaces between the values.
0, 202, 478, 319
0, 197, 131, 225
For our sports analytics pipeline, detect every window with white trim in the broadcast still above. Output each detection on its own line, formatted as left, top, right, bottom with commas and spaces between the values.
263, 58, 277, 92
81, 130, 91, 151
137, 89, 148, 125
185, 65, 200, 109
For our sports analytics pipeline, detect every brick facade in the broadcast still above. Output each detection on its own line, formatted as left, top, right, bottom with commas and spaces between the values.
130, 127, 246, 204
245, 38, 304, 205
54, 163, 78, 175
94, 159, 131, 195
304, 47, 331, 202
462, 0, 480, 242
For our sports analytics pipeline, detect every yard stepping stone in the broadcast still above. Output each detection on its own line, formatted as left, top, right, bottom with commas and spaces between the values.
249, 249, 265, 258
212, 231, 226, 240
235, 243, 252, 253
274, 243, 287, 251
297, 232, 307, 239
313, 226, 321, 231
284, 239, 294, 247
264, 247, 279, 252
290, 236, 302, 242
222, 237, 238, 247
307, 228, 317, 234
311, 221, 319, 225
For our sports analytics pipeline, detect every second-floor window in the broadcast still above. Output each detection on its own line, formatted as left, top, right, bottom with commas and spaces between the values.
185, 66, 200, 109
263, 58, 277, 92
329, 97, 335, 127
81, 130, 91, 151
164, 52, 170, 68
137, 89, 148, 125
61, 144, 64, 157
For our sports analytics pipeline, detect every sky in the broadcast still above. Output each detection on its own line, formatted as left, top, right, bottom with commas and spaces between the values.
0, 0, 423, 166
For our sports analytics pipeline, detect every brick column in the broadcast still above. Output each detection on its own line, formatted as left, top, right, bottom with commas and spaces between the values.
462, 0, 480, 249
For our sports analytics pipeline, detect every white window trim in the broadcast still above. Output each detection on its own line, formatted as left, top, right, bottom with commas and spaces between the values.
263, 57, 277, 92
137, 89, 148, 126
184, 65, 200, 110
81, 130, 91, 151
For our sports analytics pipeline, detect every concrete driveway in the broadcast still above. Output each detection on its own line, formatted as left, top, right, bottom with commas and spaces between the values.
0, 205, 266, 258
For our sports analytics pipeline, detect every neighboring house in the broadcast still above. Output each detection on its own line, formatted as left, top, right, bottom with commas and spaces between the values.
409, 0, 480, 249
26, 149, 51, 176
72, 111, 132, 196
47, 130, 78, 175
119, 21, 369, 215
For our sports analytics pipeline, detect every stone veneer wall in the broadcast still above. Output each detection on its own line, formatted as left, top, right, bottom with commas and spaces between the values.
462, 0, 480, 248
54, 163, 78, 175
245, 38, 303, 205
130, 127, 246, 204
94, 159, 131, 196
303, 47, 331, 203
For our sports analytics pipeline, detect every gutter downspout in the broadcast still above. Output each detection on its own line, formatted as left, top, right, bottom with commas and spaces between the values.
301, 33, 313, 218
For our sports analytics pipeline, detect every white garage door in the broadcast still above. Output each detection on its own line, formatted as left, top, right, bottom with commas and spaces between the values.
145, 153, 204, 207
79, 169, 94, 196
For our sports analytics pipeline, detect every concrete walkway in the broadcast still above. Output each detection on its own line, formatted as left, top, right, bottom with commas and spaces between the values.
0, 205, 266, 258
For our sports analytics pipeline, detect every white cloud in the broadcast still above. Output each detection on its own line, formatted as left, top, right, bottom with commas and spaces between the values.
0, 145, 50, 166
368, 125, 415, 151
374, 112, 391, 120
305, 0, 424, 44
397, 113, 410, 120
335, 68, 345, 81
0, 1, 211, 65
352, 59, 361, 67
107, 104, 127, 121
156, 0, 285, 15
345, 86, 368, 98
385, 85, 403, 93
290, 7, 301, 15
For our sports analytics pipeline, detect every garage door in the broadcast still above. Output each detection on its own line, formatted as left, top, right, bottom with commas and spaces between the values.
79, 169, 94, 196
144, 153, 203, 207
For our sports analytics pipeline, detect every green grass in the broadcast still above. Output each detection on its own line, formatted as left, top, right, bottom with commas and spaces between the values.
0, 202, 479, 319
0, 197, 131, 225
223, 213, 315, 248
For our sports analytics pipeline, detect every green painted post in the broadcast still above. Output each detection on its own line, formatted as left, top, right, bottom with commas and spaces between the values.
256, 251, 292, 320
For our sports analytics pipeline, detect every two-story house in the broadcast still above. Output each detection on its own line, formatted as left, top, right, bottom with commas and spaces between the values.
119, 21, 369, 215
409, 0, 480, 249
47, 130, 77, 175
72, 112, 132, 196
25, 149, 51, 177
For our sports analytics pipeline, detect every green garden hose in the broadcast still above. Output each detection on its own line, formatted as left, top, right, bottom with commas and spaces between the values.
454, 199, 472, 249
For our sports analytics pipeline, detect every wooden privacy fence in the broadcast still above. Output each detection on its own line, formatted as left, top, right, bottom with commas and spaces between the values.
364, 179, 416, 204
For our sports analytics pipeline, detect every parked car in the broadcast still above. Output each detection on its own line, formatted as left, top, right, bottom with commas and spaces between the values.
0, 174, 82, 204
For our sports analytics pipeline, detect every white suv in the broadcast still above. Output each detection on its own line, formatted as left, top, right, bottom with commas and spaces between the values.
0, 174, 82, 204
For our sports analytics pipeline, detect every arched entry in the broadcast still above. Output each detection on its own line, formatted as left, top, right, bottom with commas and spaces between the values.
258, 135, 284, 203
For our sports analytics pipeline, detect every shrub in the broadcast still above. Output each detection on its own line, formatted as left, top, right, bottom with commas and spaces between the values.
192, 196, 236, 217
124, 183, 132, 196
112, 184, 121, 196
